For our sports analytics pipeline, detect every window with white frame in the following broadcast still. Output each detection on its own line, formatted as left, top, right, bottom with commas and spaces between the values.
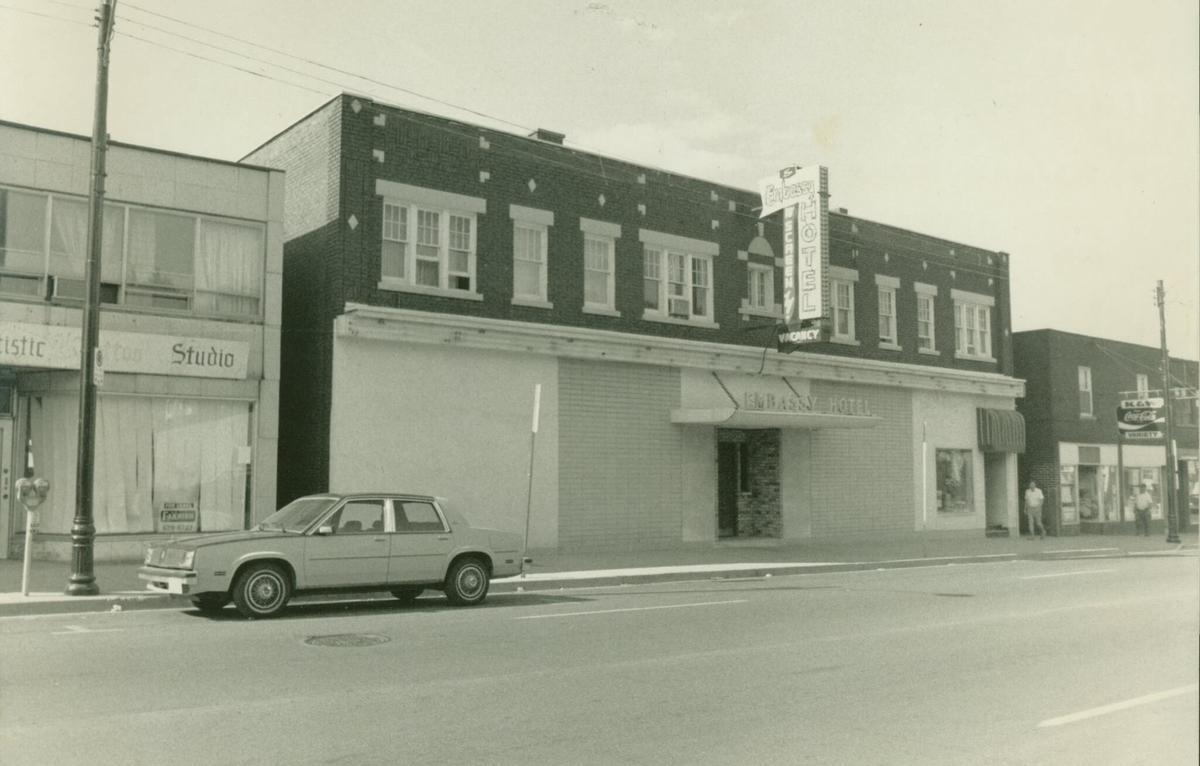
1078, 366, 1093, 417
916, 288, 937, 352
583, 234, 615, 310
830, 267, 858, 343
640, 230, 717, 325
510, 205, 554, 306
747, 263, 773, 311
377, 180, 483, 298
952, 291, 993, 360
876, 275, 899, 347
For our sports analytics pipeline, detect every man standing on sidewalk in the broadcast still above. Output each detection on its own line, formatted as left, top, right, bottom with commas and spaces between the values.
1134, 484, 1153, 537
1024, 480, 1046, 539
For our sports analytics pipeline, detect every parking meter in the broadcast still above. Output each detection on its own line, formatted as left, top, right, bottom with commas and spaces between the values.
17, 477, 49, 596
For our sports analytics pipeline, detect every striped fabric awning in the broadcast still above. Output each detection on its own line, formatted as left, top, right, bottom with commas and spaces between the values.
977, 408, 1026, 453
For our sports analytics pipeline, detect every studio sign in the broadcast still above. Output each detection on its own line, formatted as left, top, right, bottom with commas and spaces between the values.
0, 321, 249, 380
742, 391, 871, 417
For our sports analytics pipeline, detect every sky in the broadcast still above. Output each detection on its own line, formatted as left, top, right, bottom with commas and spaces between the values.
2, 0, 1197, 358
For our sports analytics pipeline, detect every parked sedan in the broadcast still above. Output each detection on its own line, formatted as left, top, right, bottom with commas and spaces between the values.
138, 493, 526, 618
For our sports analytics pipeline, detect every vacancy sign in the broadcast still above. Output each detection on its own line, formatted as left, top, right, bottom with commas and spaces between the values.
1117, 398, 1165, 440
758, 164, 830, 350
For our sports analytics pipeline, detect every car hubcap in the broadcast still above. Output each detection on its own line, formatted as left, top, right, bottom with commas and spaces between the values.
459, 567, 483, 597
249, 573, 283, 610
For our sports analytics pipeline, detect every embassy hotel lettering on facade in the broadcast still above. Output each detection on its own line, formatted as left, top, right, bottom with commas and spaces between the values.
742, 391, 871, 417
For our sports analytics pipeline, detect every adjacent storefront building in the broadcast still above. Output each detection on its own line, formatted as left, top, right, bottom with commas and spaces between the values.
0, 121, 283, 560
1014, 329, 1198, 535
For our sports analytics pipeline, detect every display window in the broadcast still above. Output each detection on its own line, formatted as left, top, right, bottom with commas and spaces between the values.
27, 394, 252, 535
1123, 467, 1164, 520
936, 449, 973, 513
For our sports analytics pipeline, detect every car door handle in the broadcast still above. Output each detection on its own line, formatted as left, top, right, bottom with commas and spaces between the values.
438, 536, 450, 541
374, 536, 386, 542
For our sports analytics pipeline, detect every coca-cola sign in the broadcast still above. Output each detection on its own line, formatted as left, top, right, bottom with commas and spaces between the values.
1117, 398, 1164, 439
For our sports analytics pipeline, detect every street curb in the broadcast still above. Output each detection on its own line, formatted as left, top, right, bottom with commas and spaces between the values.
1, 546, 1192, 618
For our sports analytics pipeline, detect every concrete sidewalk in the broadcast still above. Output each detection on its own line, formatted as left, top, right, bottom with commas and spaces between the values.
1, 530, 1194, 617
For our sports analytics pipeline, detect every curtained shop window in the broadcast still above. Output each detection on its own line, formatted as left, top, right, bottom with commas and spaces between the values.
0, 187, 47, 296
29, 394, 252, 535
935, 448, 974, 513
48, 197, 124, 300
195, 219, 263, 317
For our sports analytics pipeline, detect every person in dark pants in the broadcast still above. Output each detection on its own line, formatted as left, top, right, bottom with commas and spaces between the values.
1134, 484, 1153, 536
1024, 480, 1046, 539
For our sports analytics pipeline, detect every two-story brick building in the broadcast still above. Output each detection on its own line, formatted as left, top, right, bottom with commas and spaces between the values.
1014, 329, 1198, 536
245, 94, 1024, 553
0, 121, 283, 561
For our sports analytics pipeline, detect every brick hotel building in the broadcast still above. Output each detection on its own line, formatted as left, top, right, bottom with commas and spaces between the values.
246, 94, 1024, 553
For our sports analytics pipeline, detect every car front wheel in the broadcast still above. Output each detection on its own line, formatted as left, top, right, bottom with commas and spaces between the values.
444, 558, 489, 606
232, 563, 291, 619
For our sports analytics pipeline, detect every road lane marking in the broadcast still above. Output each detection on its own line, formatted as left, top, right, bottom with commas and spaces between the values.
514, 599, 747, 620
1037, 683, 1199, 728
50, 625, 124, 635
1019, 569, 1115, 580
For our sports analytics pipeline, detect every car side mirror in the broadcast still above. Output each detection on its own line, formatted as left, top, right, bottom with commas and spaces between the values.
316, 525, 334, 536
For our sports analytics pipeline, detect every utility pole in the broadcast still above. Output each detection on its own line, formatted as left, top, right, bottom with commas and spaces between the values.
67, 0, 117, 595
1155, 280, 1181, 544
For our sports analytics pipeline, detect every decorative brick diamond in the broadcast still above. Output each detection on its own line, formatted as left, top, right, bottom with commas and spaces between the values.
527, 179, 537, 192
347, 214, 358, 230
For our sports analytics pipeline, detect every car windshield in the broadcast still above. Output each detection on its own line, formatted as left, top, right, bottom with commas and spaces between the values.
256, 497, 337, 533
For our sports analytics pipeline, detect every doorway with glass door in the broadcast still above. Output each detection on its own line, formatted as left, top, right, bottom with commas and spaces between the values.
716, 428, 781, 540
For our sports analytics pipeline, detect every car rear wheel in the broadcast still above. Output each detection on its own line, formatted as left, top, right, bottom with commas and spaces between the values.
390, 586, 424, 604
191, 593, 230, 614
232, 563, 290, 619
444, 558, 489, 606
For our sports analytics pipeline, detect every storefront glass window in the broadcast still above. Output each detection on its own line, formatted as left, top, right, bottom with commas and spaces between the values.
1059, 466, 1078, 523
1123, 467, 1163, 520
936, 449, 973, 513
29, 394, 252, 535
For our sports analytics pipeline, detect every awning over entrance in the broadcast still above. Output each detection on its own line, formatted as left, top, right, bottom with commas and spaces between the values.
977, 408, 1025, 453
671, 371, 883, 430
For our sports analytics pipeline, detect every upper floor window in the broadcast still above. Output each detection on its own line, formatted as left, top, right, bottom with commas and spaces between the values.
0, 185, 263, 318
915, 283, 937, 353
377, 180, 484, 301
1078, 366, 1093, 417
639, 229, 718, 327
580, 218, 620, 315
952, 290, 994, 361
583, 234, 615, 310
830, 266, 858, 344
747, 263, 774, 311
510, 205, 554, 308
875, 274, 899, 348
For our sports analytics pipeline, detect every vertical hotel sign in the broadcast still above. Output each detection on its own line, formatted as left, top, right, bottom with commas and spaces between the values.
758, 165, 830, 350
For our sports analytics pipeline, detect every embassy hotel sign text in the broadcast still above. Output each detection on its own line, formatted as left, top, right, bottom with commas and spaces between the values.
0, 322, 249, 380
742, 390, 872, 417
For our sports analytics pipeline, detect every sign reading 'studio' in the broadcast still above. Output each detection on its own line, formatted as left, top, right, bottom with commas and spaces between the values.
0, 322, 249, 380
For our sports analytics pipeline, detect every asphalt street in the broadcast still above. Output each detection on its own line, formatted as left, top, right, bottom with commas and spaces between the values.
1, 553, 1196, 765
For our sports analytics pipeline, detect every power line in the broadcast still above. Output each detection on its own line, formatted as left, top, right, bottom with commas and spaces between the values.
0, 0, 92, 27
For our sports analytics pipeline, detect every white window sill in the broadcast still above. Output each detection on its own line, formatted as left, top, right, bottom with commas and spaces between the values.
513, 296, 554, 309
642, 311, 719, 330
831, 336, 860, 347
738, 306, 781, 319
918, 347, 940, 356
954, 352, 996, 363
377, 280, 483, 301
583, 305, 621, 317
878, 341, 902, 351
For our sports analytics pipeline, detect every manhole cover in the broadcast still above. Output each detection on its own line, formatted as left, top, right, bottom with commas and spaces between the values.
304, 633, 390, 648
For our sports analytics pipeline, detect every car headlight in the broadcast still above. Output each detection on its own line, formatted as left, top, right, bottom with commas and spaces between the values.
144, 547, 155, 565
180, 550, 195, 569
